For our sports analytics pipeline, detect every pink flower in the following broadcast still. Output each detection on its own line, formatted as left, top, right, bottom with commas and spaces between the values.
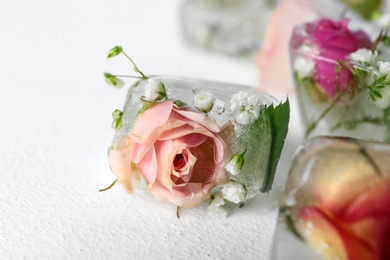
291, 18, 372, 97
256, 0, 319, 94
108, 100, 232, 208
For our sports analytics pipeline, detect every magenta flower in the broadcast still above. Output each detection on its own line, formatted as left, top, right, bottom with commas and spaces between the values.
291, 18, 372, 97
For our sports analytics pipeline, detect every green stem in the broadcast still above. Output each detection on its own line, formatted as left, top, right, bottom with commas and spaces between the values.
121, 51, 148, 80
280, 207, 304, 241
113, 75, 143, 79
305, 93, 343, 138
330, 116, 385, 132
99, 179, 118, 192
358, 145, 383, 178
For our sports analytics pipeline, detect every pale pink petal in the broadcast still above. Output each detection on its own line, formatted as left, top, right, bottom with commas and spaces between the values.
136, 145, 157, 187
108, 136, 140, 193
154, 139, 177, 191
256, 0, 318, 94
173, 106, 220, 133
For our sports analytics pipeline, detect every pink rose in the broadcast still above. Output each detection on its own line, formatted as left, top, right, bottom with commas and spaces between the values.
108, 100, 231, 208
291, 18, 372, 97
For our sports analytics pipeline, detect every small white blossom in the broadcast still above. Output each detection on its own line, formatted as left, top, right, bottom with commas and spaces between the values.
378, 61, 390, 76
350, 48, 377, 63
225, 154, 245, 176
230, 91, 263, 125
143, 79, 166, 102
221, 182, 246, 204
294, 57, 315, 78
374, 86, 390, 109
207, 194, 228, 217
194, 91, 216, 113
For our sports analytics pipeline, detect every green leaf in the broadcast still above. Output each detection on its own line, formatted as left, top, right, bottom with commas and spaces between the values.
376, 74, 388, 84
107, 46, 123, 58
104, 73, 124, 88
261, 99, 290, 192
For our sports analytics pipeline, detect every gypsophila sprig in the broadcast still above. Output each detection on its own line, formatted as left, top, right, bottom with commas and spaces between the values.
104, 46, 148, 86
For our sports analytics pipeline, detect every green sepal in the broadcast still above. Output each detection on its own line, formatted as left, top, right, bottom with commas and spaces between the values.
107, 46, 123, 58
261, 99, 290, 192
139, 99, 157, 114
173, 100, 188, 108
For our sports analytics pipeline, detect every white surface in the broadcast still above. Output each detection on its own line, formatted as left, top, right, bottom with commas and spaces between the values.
0, 1, 303, 259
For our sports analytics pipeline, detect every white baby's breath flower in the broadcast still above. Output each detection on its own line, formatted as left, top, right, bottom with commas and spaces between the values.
143, 79, 166, 102
194, 91, 216, 113
378, 61, 390, 76
374, 86, 390, 109
230, 91, 263, 125
294, 57, 315, 78
207, 194, 228, 217
350, 48, 377, 63
221, 182, 246, 204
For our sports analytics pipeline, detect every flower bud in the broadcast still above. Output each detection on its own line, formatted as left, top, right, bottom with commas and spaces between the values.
225, 153, 245, 176
107, 46, 123, 58
194, 91, 216, 113
104, 73, 124, 88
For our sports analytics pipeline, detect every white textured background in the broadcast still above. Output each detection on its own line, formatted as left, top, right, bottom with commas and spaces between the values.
0, 0, 302, 259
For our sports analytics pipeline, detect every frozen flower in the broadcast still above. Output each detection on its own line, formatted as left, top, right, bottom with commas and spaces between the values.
350, 48, 377, 63
294, 56, 315, 78
230, 91, 262, 125
221, 182, 246, 204
143, 79, 167, 102
225, 153, 245, 176
207, 194, 228, 217
194, 91, 216, 113
378, 61, 390, 76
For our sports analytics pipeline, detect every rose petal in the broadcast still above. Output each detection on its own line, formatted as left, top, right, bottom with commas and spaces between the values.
341, 178, 390, 221
173, 106, 219, 133
347, 217, 390, 259
130, 101, 175, 161
154, 139, 176, 191
108, 136, 140, 193
299, 205, 373, 260
136, 145, 157, 187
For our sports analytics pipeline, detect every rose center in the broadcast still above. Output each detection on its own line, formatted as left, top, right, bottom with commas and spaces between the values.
173, 153, 186, 170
